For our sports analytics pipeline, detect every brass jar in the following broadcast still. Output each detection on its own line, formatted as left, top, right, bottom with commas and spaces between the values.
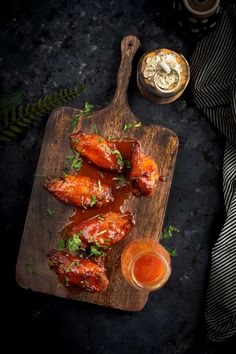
137, 48, 190, 104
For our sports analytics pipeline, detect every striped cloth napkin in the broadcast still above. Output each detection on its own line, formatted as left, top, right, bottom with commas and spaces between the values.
191, 4, 236, 342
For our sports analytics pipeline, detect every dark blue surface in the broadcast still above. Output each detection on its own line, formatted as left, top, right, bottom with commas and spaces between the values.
0, 1, 234, 353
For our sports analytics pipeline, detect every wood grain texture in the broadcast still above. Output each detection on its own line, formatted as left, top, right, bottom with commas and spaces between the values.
16, 35, 179, 311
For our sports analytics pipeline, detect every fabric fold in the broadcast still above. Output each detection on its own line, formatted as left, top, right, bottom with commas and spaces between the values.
191, 4, 236, 342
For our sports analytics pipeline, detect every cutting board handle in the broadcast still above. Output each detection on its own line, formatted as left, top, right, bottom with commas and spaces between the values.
111, 35, 140, 108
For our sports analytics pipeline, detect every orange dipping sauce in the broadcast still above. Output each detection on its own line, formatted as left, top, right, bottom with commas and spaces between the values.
121, 239, 171, 291
133, 254, 164, 284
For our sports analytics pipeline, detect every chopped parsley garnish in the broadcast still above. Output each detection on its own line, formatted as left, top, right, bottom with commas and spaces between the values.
72, 137, 80, 143
123, 121, 142, 131
98, 171, 105, 178
97, 180, 102, 192
64, 151, 83, 172
26, 264, 37, 275
92, 123, 99, 134
81, 196, 87, 209
62, 167, 69, 176
65, 276, 70, 286
94, 230, 107, 237
90, 195, 97, 207
124, 159, 131, 169
97, 138, 103, 142
67, 231, 83, 252
89, 241, 108, 257
97, 214, 104, 221
64, 261, 81, 273
26, 263, 37, 275
70, 113, 81, 132
166, 247, 177, 257
69, 101, 93, 132
45, 208, 55, 218
105, 146, 111, 154
110, 149, 123, 165
90, 245, 102, 256
161, 225, 180, 240
56, 239, 65, 250
84, 101, 94, 117
161, 225, 180, 257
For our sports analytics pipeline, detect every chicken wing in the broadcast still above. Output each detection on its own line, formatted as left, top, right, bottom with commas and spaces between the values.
130, 141, 159, 197
66, 211, 135, 249
70, 132, 124, 172
44, 175, 114, 207
48, 249, 109, 292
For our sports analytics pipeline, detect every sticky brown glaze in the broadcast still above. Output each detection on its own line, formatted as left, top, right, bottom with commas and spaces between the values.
70, 132, 124, 172
44, 175, 114, 207
130, 141, 159, 197
66, 211, 135, 248
48, 249, 109, 292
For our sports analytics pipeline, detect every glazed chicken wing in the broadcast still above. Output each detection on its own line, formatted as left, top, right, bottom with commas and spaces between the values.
66, 211, 135, 249
48, 249, 109, 292
130, 141, 159, 197
44, 175, 114, 207
70, 132, 124, 172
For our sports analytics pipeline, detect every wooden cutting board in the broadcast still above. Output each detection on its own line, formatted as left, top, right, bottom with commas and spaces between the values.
16, 35, 178, 311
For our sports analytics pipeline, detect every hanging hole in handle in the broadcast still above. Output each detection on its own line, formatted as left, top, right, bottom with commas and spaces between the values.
128, 42, 133, 47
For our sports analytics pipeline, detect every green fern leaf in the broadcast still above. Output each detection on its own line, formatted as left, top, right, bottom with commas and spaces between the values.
25, 103, 30, 115
2, 130, 16, 137
23, 118, 32, 124
17, 121, 29, 127
18, 105, 24, 118
11, 108, 17, 122
0, 134, 11, 142
37, 98, 43, 109
3, 111, 9, 128
0, 85, 84, 143
10, 125, 22, 133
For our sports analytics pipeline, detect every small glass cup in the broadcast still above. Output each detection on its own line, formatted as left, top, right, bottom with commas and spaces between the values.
121, 238, 171, 291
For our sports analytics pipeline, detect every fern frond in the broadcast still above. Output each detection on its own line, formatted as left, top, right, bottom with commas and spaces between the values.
0, 85, 84, 143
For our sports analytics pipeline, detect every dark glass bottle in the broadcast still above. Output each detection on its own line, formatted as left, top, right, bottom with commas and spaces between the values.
172, 0, 222, 39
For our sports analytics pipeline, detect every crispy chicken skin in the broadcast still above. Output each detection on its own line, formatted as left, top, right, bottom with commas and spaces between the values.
48, 249, 109, 292
67, 211, 135, 248
70, 132, 124, 172
44, 175, 114, 207
130, 141, 159, 197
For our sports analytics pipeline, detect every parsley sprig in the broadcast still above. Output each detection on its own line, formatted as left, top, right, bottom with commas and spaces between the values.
63, 261, 81, 273
67, 231, 84, 252
90, 195, 97, 207
105, 147, 123, 165
45, 208, 55, 218
56, 239, 65, 250
161, 225, 180, 257
112, 175, 127, 186
124, 159, 131, 169
123, 121, 142, 131
92, 123, 99, 134
70, 101, 94, 132
26, 264, 37, 275
89, 242, 108, 257
161, 225, 180, 239
64, 150, 83, 173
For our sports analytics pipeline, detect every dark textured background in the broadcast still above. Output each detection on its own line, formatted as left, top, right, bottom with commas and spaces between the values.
0, 0, 234, 353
